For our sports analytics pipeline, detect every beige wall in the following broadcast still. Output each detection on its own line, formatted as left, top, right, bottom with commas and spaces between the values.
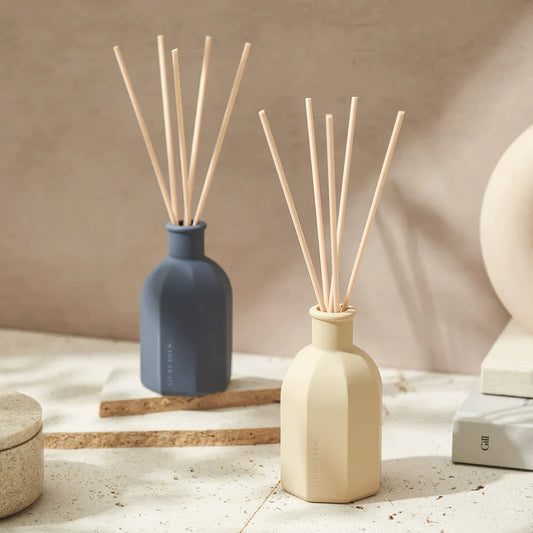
2, 0, 531, 373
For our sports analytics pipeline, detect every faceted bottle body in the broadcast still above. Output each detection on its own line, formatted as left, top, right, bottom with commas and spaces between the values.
281, 306, 382, 503
140, 222, 232, 396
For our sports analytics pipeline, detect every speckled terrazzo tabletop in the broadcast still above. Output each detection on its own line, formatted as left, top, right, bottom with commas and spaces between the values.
0, 329, 531, 532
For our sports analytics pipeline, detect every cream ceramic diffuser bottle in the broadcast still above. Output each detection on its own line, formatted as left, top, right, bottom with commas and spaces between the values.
260, 98, 404, 503
281, 306, 381, 502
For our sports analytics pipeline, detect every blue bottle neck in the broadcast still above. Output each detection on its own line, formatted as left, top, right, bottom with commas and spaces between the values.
167, 222, 206, 259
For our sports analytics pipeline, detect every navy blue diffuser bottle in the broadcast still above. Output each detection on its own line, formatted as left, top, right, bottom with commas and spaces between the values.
140, 222, 232, 396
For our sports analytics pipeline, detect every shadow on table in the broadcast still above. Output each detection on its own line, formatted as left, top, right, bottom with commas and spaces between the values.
0, 460, 121, 528
256, 455, 506, 531
363, 454, 503, 503
0, 445, 281, 528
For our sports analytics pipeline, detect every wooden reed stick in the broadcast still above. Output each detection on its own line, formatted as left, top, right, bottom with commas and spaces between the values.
113, 45, 177, 225
193, 42, 251, 225
337, 97, 358, 250
157, 36, 179, 223
326, 114, 339, 312
329, 96, 358, 310
305, 98, 329, 310
259, 110, 326, 311
172, 49, 190, 225
342, 111, 405, 310
188, 36, 212, 201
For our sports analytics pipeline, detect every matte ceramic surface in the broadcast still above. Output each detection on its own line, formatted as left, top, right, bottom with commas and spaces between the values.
0, 389, 44, 518
140, 222, 232, 396
480, 124, 533, 334
281, 306, 382, 503
0, 388, 42, 451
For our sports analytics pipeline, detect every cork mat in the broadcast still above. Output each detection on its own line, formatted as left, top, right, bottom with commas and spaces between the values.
43, 363, 282, 449
99, 367, 281, 417
44, 427, 280, 449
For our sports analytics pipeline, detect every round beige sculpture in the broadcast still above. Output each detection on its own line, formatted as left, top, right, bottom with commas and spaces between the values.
480, 124, 533, 333
0, 389, 44, 518
281, 306, 382, 503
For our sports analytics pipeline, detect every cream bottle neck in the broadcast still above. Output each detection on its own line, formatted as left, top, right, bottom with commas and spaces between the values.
309, 306, 356, 351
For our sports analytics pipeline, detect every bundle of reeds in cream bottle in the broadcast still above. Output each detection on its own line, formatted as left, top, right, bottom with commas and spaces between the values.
260, 100, 404, 502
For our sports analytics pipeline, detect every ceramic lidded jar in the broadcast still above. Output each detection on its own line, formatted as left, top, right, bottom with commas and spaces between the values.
140, 221, 232, 396
0, 389, 44, 518
280, 306, 382, 503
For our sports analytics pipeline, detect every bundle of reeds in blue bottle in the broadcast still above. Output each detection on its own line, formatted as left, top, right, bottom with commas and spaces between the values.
114, 35, 251, 395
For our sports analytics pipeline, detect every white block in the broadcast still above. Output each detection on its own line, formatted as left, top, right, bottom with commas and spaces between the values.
481, 319, 533, 398
452, 383, 533, 470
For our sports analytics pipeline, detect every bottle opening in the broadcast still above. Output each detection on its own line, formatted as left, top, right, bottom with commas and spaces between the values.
309, 304, 356, 321
166, 220, 207, 233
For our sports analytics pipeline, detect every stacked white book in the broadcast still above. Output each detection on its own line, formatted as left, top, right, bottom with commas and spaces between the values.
452, 320, 533, 471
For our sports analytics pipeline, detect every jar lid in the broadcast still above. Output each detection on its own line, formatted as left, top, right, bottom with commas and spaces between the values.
0, 389, 42, 451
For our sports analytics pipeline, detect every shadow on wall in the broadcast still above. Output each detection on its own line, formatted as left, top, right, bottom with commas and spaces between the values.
237, 0, 519, 370
0, 1, 525, 373
374, 180, 506, 372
